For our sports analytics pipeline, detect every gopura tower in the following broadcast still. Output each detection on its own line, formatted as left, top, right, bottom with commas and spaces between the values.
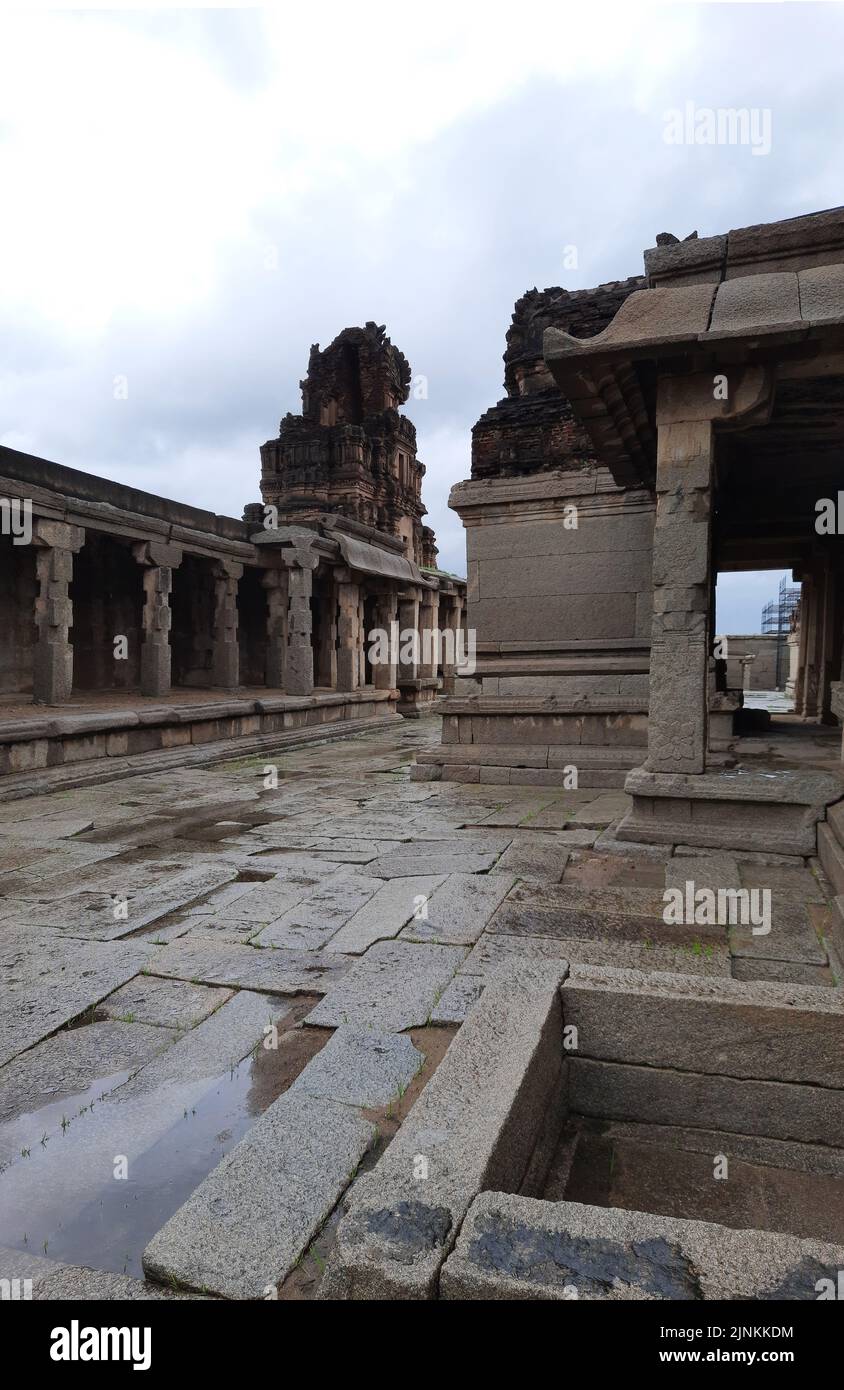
257, 321, 437, 568
246, 321, 463, 712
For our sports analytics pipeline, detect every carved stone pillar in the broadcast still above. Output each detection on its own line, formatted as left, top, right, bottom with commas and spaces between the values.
133, 541, 182, 697
335, 571, 361, 693
418, 588, 440, 681
397, 592, 420, 683
32, 520, 85, 704
285, 553, 316, 696
211, 560, 242, 688
262, 569, 288, 689
372, 592, 398, 690
646, 418, 714, 774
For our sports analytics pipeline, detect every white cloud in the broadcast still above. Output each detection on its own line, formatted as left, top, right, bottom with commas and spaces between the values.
1, 1, 843, 593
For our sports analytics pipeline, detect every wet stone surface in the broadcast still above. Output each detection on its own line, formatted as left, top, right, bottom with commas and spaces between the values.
466, 1210, 701, 1299
0, 716, 836, 1298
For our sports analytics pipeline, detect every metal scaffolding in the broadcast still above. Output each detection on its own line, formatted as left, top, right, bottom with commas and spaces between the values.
761, 575, 800, 690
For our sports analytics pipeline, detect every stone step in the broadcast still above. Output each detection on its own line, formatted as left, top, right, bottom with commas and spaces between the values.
415, 744, 643, 768
818, 821, 844, 896
489, 883, 723, 946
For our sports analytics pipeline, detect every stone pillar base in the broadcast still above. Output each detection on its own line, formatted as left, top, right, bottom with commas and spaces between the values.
617, 765, 843, 856
140, 642, 171, 697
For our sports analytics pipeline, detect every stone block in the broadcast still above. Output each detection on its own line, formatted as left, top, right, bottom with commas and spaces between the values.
569, 1057, 844, 1146
320, 963, 567, 1299
325, 876, 447, 954
143, 1092, 375, 1298
440, 1192, 844, 1301
561, 966, 844, 1085
291, 1028, 425, 1108
399, 873, 517, 946
305, 941, 467, 1031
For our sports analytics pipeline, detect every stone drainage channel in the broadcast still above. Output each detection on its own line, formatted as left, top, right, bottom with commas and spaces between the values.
2, 955, 843, 1299
0, 988, 457, 1295
323, 964, 844, 1301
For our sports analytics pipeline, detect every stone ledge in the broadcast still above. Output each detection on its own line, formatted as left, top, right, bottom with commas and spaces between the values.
0, 707, 402, 802
441, 696, 649, 716
562, 964, 844, 1086
440, 1192, 844, 1300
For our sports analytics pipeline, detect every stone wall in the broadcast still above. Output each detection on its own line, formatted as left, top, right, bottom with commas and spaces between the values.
723, 634, 780, 691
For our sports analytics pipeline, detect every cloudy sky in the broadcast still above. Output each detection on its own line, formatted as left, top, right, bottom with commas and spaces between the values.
1, 2, 841, 631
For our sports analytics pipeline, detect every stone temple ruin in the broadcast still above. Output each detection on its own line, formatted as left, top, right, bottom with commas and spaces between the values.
0, 319, 465, 775
1, 211, 844, 1307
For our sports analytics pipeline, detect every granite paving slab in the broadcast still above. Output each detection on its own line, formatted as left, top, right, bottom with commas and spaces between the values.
143, 1091, 375, 1298
305, 941, 467, 1031
255, 873, 383, 950
291, 1027, 424, 1108
366, 850, 500, 878
429, 974, 486, 1024
0, 926, 151, 1068
399, 872, 517, 946
325, 876, 446, 954
98, 976, 234, 1030
145, 938, 350, 995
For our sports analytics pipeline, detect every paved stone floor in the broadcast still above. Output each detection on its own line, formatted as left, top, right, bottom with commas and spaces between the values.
0, 715, 839, 1298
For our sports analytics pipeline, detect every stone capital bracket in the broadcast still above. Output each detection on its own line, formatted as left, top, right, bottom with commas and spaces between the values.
32, 519, 85, 552
133, 540, 183, 569
656, 365, 775, 430
212, 559, 244, 581
282, 543, 319, 572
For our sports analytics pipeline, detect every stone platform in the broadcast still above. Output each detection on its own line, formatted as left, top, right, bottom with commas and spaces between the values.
0, 686, 399, 800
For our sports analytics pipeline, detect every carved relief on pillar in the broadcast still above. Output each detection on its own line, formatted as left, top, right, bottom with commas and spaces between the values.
32, 520, 85, 705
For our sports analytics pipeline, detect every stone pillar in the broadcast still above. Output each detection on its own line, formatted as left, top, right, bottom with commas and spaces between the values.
32, 520, 85, 704
818, 556, 838, 725
285, 558, 315, 696
442, 594, 464, 692
262, 569, 288, 689
646, 419, 714, 774
372, 592, 398, 690
316, 582, 337, 690
211, 560, 242, 688
801, 566, 823, 719
335, 572, 361, 693
418, 589, 440, 682
739, 654, 755, 692
357, 591, 368, 688
785, 612, 801, 701
133, 541, 182, 697
397, 592, 420, 683
794, 580, 811, 713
